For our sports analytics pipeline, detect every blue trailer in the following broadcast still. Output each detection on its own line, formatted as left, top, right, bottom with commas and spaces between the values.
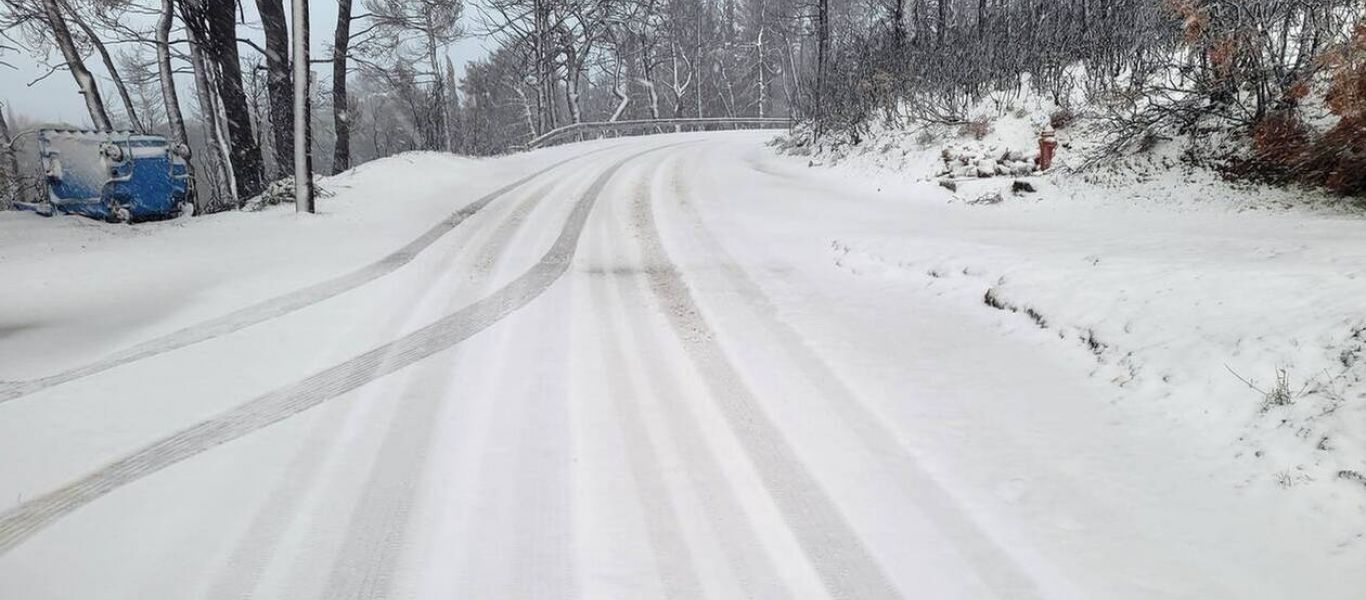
15, 129, 193, 222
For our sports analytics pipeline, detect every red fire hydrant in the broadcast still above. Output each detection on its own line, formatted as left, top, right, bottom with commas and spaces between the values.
1037, 126, 1058, 171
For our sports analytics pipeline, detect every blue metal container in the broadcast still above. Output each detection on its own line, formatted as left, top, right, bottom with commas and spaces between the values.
16, 129, 192, 222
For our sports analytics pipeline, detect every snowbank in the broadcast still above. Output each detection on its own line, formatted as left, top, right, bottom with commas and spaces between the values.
0, 146, 601, 380
772, 92, 1366, 503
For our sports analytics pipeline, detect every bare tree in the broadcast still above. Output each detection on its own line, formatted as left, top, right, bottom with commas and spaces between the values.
331, 0, 354, 172
0, 100, 22, 208
38, 0, 112, 129
155, 0, 193, 200
181, 1, 236, 205
183, 0, 265, 199
256, 0, 294, 175
366, 0, 464, 151
63, 3, 143, 132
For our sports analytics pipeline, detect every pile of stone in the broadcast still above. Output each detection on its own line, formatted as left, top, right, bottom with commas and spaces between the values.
938, 146, 1037, 179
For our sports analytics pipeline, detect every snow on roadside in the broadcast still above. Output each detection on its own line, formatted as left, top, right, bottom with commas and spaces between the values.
773, 102, 1366, 510
0, 146, 597, 380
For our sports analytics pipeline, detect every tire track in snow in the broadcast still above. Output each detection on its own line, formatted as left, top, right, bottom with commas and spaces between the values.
502, 287, 578, 600
666, 153, 1045, 599
609, 183, 793, 600
209, 180, 567, 600
630, 152, 904, 600
0, 145, 674, 557
0, 149, 613, 405
205, 174, 563, 600
314, 362, 454, 600
585, 193, 704, 599
320, 177, 571, 600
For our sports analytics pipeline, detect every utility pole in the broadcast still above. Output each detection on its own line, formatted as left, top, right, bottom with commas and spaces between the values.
293, 0, 314, 213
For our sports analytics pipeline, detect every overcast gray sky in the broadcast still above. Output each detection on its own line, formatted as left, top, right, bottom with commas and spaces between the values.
0, 1, 493, 126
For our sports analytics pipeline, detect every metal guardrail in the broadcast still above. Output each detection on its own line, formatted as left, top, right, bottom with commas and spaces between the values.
525, 117, 793, 149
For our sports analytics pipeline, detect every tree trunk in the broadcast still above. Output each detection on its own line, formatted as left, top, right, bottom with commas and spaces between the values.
891, 0, 905, 47
694, 8, 704, 118
756, 27, 766, 117
977, 0, 987, 38
533, 0, 547, 134
199, 0, 265, 199
446, 57, 462, 151
610, 36, 630, 122
0, 102, 21, 209
68, 8, 144, 132
514, 84, 537, 139
293, 0, 313, 212
182, 7, 236, 204
639, 40, 662, 120
564, 44, 582, 124
816, 0, 829, 123
937, 0, 948, 46
331, 0, 353, 173
156, 0, 195, 203
534, 1, 557, 132
256, 0, 295, 176
423, 16, 450, 151
40, 0, 112, 130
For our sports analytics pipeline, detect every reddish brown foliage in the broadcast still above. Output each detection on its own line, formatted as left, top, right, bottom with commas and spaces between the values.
1252, 111, 1310, 169
1316, 23, 1366, 195
1235, 23, 1366, 196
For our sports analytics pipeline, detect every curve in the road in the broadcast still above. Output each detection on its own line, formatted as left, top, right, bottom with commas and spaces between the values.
0, 147, 615, 405
0, 144, 680, 557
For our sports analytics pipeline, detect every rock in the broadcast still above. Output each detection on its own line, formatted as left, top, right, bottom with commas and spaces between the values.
976, 159, 999, 178
938, 179, 958, 192
1012, 180, 1037, 194
969, 192, 1004, 205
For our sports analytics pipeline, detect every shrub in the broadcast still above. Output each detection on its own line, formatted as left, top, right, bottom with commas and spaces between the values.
1309, 121, 1366, 196
1261, 368, 1295, 411
959, 117, 992, 140
1049, 107, 1077, 130
1316, 25, 1366, 195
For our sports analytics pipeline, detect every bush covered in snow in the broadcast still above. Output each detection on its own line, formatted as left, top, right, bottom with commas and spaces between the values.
243, 177, 335, 212
799, 0, 1365, 201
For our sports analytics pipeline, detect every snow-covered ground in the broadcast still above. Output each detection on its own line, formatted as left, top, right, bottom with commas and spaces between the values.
780, 105, 1366, 501
0, 130, 1363, 598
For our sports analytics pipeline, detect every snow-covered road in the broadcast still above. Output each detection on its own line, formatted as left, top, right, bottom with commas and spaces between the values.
0, 132, 1362, 599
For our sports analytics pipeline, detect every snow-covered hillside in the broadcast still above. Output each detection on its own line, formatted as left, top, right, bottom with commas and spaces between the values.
776, 101, 1366, 509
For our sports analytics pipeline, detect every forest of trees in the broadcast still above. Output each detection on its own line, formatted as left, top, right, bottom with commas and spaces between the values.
0, 0, 1363, 213
0, 0, 806, 211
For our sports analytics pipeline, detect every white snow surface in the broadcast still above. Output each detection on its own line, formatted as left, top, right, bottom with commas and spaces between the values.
0, 130, 1363, 599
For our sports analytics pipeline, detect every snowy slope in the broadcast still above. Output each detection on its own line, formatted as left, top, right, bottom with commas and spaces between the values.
0, 145, 612, 379
778, 92, 1366, 504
